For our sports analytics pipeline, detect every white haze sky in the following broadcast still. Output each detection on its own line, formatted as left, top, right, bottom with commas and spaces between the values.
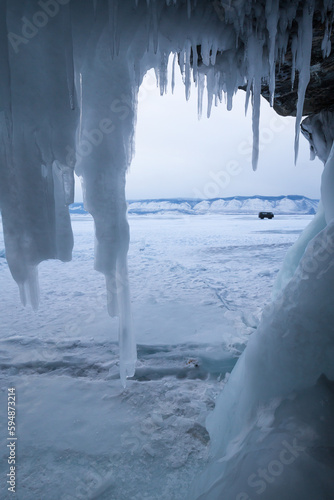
75, 62, 323, 202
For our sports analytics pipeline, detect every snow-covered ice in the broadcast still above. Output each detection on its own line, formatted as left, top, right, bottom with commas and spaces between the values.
0, 212, 313, 499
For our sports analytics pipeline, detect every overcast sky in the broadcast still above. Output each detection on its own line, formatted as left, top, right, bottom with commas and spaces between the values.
75, 63, 323, 202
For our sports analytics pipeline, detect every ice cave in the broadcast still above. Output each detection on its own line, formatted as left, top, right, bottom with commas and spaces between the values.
0, 0, 334, 498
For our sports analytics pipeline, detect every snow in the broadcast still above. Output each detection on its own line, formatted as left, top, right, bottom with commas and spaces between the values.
0, 212, 313, 499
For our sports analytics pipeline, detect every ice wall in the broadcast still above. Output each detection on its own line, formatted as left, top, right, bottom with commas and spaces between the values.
190, 112, 334, 500
273, 110, 334, 297
190, 219, 334, 499
0, 0, 333, 384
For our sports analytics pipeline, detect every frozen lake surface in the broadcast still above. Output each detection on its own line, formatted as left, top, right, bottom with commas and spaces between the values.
0, 213, 313, 499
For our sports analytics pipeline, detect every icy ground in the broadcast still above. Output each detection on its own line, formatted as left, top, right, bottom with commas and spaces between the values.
0, 213, 313, 499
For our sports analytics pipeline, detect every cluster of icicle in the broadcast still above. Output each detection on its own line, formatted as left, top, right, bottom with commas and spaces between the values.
0, 0, 333, 385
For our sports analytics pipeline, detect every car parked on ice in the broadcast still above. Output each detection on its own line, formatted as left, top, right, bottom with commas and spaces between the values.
258, 211, 274, 219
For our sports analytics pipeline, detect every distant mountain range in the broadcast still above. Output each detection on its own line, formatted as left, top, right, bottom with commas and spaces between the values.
70, 196, 319, 216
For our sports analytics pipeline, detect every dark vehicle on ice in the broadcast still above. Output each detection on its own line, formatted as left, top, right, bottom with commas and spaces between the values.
258, 211, 274, 219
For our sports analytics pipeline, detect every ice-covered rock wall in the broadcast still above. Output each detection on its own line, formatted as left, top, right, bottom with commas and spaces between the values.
273, 110, 334, 295
190, 107, 334, 500
0, 0, 333, 384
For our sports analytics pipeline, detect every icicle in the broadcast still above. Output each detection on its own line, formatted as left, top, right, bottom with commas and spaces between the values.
251, 76, 261, 171
245, 31, 263, 170
201, 37, 211, 66
106, 272, 119, 317
192, 44, 198, 82
116, 256, 136, 387
62, 4, 75, 110
294, 3, 314, 164
184, 40, 192, 100
109, 0, 120, 58
154, 66, 159, 88
265, 0, 279, 106
206, 71, 214, 118
18, 267, 40, 312
197, 72, 205, 119
210, 38, 218, 66
171, 52, 176, 94
159, 52, 168, 95
226, 92, 233, 111
78, 73, 83, 141
152, 0, 159, 54
53, 162, 74, 206
322, 19, 332, 58
244, 79, 252, 116
291, 35, 298, 90
187, 0, 191, 19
